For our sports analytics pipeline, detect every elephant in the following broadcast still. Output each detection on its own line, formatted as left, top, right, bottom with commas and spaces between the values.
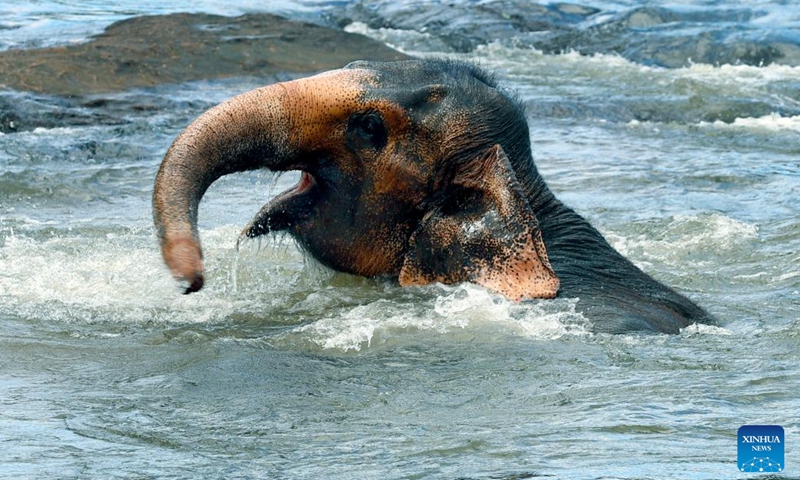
153, 59, 713, 334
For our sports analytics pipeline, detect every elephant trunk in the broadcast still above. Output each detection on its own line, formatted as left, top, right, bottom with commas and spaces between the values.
153, 84, 295, 293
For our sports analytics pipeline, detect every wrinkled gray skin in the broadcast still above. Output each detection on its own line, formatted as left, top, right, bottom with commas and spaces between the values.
153, 59, 713, 333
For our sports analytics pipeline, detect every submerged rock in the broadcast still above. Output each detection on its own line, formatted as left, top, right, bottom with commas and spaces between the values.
329, 1, 800, 68
0, 13, 409, 96
329, 1, 598, 53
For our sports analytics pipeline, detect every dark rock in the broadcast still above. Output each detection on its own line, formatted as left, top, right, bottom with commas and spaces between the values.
328, 0, 596, 53
0, 91, 125, 133
328, 1, 800, 68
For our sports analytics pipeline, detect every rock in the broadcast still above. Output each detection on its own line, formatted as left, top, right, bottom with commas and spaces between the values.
328, 1, 597, 54
0, 13, 409, 96
329, 1, 800, 68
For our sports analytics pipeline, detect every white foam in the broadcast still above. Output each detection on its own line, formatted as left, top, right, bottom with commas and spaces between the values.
774, 270, 800, 283
0, 225, 303, 325
462, 43, 650, 79
676, 62, 800, 86
701, 113, 800, 133
608, 213, 759, 267
681, 323, 733, 336
279, 284, 590, 353
471, 41, 800, 77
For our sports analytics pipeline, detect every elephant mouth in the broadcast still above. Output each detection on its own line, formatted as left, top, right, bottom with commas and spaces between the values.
294, 171, 316, 195
240, 170, 319, 240
274, 170, 318, 205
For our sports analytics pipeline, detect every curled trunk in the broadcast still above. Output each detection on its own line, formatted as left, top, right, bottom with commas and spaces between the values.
153, 70, 367, 292
153, 85, 293, 292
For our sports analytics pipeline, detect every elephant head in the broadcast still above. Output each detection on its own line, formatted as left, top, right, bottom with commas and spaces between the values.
153, 59, 559, 300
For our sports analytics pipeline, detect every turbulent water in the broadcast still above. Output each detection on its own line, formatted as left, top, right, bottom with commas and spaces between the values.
1, 1, 799, 479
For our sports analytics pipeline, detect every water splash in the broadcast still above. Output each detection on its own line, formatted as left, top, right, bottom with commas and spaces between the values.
607, 213, 760, 267
273, 284, 590, 353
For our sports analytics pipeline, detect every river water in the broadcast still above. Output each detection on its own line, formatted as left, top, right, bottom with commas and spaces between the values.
1, 1, 799, 479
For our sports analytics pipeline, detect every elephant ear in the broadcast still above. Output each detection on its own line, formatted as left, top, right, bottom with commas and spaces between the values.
399, 144, 560, 301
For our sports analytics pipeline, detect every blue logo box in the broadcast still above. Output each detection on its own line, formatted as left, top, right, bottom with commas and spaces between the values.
738, 425, 785, 473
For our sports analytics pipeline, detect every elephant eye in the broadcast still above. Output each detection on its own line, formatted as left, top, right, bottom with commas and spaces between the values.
346, 111, 388, 153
